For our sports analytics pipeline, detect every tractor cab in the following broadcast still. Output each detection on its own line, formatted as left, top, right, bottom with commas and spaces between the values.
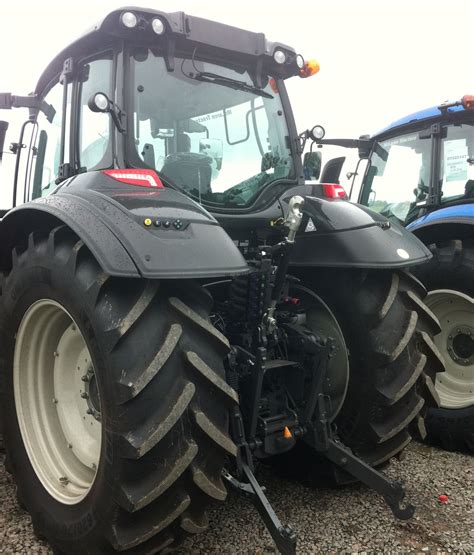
358, 96, 474, 227
315, 96, 474, 226
0, 8, 319, 213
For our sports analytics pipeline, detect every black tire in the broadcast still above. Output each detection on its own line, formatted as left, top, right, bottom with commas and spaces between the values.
0, 226, 238, 554
414, 238, 474, 452
296, 268, 444, 471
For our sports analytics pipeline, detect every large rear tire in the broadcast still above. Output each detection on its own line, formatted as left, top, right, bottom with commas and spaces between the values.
296, 268, 444, 472
414, 238, 474, 452
0, 226, 237, 553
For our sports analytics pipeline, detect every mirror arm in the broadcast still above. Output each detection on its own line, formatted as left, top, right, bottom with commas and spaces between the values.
110, 104, 127, 134
0, 93, 55, 123
313, 138, 369, 149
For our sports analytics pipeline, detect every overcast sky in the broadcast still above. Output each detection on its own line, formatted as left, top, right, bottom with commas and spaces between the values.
1, 0, 473, 204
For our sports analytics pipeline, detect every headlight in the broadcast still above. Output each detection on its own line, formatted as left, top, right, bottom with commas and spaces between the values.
151, 18, 165, 34
121, 11, 138, 28
273, 50, 286, 64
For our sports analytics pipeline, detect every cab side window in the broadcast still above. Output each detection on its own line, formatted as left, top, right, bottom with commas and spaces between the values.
78, 56, 113, 171
31, 81, 70, 199
440, 123, 474, 202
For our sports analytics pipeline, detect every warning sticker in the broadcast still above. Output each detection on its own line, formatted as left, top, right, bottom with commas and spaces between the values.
444, 139, 468, 182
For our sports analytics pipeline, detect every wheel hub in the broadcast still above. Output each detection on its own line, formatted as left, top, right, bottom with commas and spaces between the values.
83, 366, 102, 421
447, 325, 474, 365
294, 287, 349, 421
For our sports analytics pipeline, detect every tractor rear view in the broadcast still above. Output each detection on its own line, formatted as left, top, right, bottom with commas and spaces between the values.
0, 8, 444, 553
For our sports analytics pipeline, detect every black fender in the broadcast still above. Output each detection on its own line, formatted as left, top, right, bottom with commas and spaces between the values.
0, 172, 249, 279
284, 189, 432, 269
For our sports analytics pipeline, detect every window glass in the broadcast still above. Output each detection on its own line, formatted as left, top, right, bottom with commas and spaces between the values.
440, 123, 474, 202
364, 132, 431, 224
31, 80, 69, 199
79, 56, 113, 170
131, 49, 293, 207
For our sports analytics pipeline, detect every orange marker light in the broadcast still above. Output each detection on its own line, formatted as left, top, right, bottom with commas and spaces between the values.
300, 59, 320, 78
462, 95, 474, 110
283, 426, 292, 439
269, 78, 279, 94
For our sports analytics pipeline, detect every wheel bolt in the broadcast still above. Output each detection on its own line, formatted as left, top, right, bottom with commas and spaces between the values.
81, 375, 89, 382
91, 463, 97, 470
59, 476, 69, 485
67, 443, 73, 449
86, 409, 93, 415
71, 324, 76, 331
81, 392, 89, 399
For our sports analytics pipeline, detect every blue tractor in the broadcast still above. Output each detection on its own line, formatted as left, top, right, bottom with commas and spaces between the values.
317, 96, 474, 452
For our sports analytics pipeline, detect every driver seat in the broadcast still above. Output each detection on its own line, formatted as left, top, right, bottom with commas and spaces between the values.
161, 153, 212, 194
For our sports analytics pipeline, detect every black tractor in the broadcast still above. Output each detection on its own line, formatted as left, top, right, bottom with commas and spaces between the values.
0, 8, 443, 554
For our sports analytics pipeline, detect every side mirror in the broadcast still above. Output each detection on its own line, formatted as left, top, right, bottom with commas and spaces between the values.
200, 138, 223, 170
0, 120, 9, 161
303, 151, 322, 180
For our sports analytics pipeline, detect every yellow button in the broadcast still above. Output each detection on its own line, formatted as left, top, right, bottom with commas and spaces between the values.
144, 218, 152, 227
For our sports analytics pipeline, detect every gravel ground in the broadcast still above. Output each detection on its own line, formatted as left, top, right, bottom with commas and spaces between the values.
0, 442, 472, 554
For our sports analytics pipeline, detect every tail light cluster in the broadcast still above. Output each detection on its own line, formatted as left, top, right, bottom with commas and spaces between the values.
102, 169, 164, 188
321, 183, 347, 200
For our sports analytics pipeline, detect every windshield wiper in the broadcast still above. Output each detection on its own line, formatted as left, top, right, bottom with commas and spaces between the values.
193, 71, 273, 99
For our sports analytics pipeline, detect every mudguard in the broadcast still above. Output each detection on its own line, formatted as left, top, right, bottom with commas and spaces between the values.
284, 188, 432, 269
0, 172, 249, 279
407, 203, 474, 231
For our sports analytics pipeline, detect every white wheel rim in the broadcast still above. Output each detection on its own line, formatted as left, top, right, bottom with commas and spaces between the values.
14, 299, 101, 504
425, 289, 474, 409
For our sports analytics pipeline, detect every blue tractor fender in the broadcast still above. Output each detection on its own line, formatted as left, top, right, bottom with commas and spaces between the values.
406, 204, 474, 244
407, 204, 474, 231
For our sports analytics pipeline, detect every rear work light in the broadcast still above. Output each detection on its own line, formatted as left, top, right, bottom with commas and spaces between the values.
102, 169, 164, 188
321, 183, 347, 199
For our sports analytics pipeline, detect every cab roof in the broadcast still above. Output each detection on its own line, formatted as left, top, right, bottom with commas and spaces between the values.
35, 6, 300, 94
374, 103, 467, 138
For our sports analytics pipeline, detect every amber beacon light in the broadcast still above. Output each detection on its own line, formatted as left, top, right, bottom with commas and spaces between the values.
300, 59, 320, 78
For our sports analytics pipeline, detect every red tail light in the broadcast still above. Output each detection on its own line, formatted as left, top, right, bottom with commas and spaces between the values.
102, 169, 164, 188
322, 183, 347, 199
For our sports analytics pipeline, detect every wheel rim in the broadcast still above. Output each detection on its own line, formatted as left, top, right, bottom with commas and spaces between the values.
425, 289, 474, 409
14, 299, 101, 504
